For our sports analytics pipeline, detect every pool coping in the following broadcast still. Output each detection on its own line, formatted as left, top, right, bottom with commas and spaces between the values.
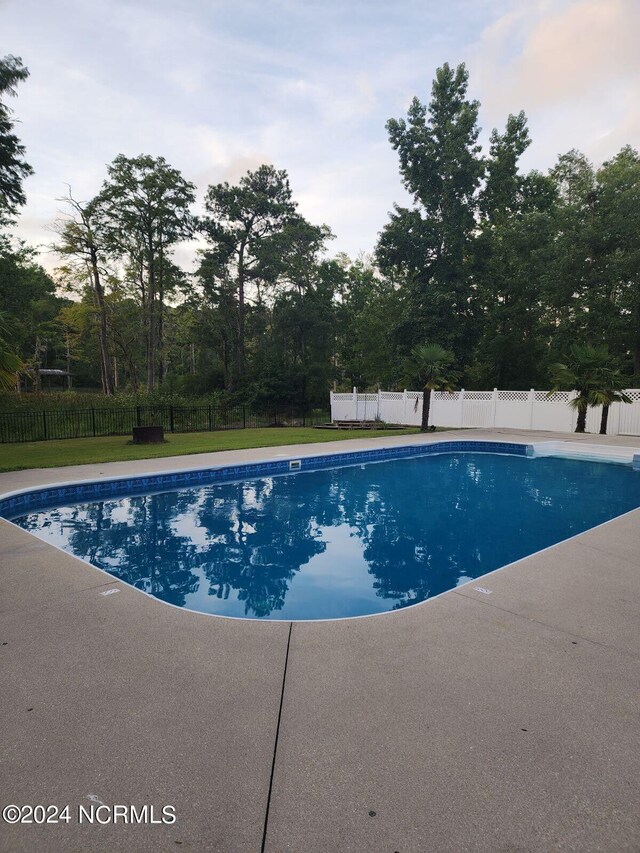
2, 428, 640, 852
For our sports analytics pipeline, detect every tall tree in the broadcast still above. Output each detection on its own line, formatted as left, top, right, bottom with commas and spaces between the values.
256, 216, 335, 409
95, 155, 195, 391
596, 146, 640, 373
543, 150, 600, 355
199, 165, 296, 390
377, 63, 484, 363
257, 263, 338, 411
471, 113, 558, 388
193, 252, 239, 391
480, 111, 532, 224
53, 191, 114, 394
0, 55, 33, 223
0, 238, 59, 379
335, 256, 402, 390
540, 147, 640, 377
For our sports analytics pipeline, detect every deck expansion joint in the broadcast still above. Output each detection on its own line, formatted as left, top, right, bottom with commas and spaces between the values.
261, 620, 293, 853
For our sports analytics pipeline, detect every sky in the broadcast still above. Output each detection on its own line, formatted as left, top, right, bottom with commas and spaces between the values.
2, 0, 639, 272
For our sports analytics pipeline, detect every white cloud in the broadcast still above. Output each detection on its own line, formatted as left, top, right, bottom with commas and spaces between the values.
488, 1, 637, 104
470, 0, 640, 167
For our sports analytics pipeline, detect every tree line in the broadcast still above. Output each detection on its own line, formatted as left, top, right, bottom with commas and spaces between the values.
1, 56, 639, 408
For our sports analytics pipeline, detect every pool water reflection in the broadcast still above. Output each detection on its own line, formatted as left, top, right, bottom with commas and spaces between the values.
14, 453, 640, 619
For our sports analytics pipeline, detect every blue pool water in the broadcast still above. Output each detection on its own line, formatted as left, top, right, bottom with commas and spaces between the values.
12, 452, 640, 620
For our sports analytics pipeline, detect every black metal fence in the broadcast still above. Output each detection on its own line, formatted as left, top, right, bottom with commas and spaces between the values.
0, 405, 330, 443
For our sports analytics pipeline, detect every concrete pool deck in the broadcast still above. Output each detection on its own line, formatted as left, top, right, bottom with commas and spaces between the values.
0, 428, 639, 852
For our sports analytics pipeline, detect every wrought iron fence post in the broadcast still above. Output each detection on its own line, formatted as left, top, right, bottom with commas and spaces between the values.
169, 405, 175, 433
136, 406, 141, 427
91, 408, 96, 437
42, 410, 47, 440
242, 405, 246, 429
208, 404, 212, 431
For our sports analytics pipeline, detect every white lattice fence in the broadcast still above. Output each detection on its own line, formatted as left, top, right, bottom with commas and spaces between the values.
329, 388, 640, 436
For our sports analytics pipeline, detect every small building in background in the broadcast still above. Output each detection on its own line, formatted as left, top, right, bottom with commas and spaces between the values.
38, 368, 72, 391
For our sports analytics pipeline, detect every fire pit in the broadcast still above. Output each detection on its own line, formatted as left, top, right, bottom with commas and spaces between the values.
132, 425, 165, 444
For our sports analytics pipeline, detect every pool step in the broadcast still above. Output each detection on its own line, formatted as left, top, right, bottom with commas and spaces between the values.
527, 440, 640, 468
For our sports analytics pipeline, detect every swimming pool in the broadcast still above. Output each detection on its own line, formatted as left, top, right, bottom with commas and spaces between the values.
4, 443, 640, 620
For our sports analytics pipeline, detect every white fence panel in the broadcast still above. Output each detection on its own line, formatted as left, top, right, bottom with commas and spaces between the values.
461, 391, 494, 428
431, 392, 462, 428
619, 390, 640, 435
584, 404, 602, 435
403, 391, 422, 426
330, 392, 356, 422
531, 391, 575, 432
378, 391, 405, 424
495, 390, 530, 429
330, 388, 640, 435
355, 393, 378, 421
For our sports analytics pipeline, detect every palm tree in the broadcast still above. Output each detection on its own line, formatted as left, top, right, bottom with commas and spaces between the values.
0, 349, 21, 390
0, 313, 23, 391
590, 386, 633, 435
410, 343, 457, 432
548, 344, 631, 434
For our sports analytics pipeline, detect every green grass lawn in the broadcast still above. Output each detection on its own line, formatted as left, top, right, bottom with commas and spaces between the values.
0, 427, 422, 472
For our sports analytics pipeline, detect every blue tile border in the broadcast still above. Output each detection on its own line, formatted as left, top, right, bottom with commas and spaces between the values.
0, 441, 528, 520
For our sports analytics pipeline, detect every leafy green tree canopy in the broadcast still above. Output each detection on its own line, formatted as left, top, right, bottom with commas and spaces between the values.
0, 55, 33, 221
201, 164, 296, 277
94, 154, 196, 391
386, 62, 483, 215
378, 63, 484, 363
96, 154, 196, 254
199, 165, 298, 389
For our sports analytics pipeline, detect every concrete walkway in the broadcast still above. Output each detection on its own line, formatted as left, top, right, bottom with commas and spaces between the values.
1, 429, 639, 852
